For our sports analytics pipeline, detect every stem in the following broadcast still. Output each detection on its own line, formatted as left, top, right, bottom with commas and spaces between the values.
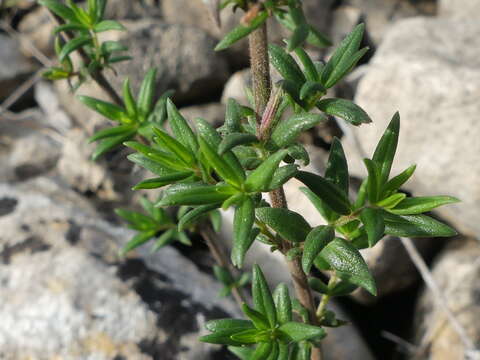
200, 224, 246, 307
316, 272, 338, 319
249, 22, 322, 360
45, 10, 123, 106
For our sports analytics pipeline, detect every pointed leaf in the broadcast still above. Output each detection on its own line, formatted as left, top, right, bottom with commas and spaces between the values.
360, 207, 385, 247
382, 212, 457, 237
232, 196, 255, 268
252, 265, 277, 327
219, 133, 258, 155
372, 112, 400, 185
122, 78, 137, 118
137, 68, 157, 117
59, 35, 92, 62
376, 193, 407, 209
156, 183, 234, 207
255, 207, 311, 243
167, 99, 198, 152
269, 44, 306, 86
178, 204, 219, 231
88, 124, 135, 143
300, 187, 339, 223
127, 153, 175, 177
93, 19, 126, 32
242, 304, 270, 330
271, 113, 326, 148
273, 283, 292, 324
294, 47, 319, 82
278, 322, 326, 342
151, 228, 177, 251
268, 164, 299, 190
383, 164, 416, 195
205, 318, 253, 333
295, 171, 351, 215
120, 231, 156, 255
317, 98, 372, 126
364, 159, 381, 203
252, 342, 273, 360
325, 137, 349, 195
302, 225, 335, 274
153, 127, 195, 165
245, 149, 289, 192
319, 237, 376, 295
287, 23, 309, 52
390, 196, 459, 215
91, 130, 135, 160
77, 95, 127, 122
132, 171, 193, 190
39, 0, 79, 23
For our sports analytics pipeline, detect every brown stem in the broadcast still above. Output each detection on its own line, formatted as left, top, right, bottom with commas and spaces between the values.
200, 224, 246, 307
249, 22, 322, 360
45, 10, 123, 106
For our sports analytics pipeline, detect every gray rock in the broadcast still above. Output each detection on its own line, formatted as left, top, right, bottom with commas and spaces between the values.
439, 0, 480, 19
0, 34, 35, 100
107, 19, 229, 104
221, 68, 252, 106
344, 17, 480, 237
180, 102, 226, 128
413, 238, 480, 360
346, 0, 435, 45
0, 178, 239, 360
104, 0, 161, 19
329, 5, 362, 48
17, 6, 55, 58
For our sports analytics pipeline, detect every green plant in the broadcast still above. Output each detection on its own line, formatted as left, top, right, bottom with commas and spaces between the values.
39, 0, 459, 359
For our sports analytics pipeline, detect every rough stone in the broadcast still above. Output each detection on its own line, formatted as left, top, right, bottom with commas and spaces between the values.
343, 17, 480, 237
0, 34, 35, 100
413, 238, 480, 360
0, 178, 239, 360
221, 68, 252, 106
439, 0, 480, 19
18, 6, 55, 58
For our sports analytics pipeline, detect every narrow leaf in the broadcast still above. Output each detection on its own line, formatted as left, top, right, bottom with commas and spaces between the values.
383, 212, 458, 237
77, 95, 127, 122
325, 137, 349, 195
252, 265, 277, 327
92, 130, 135, 160
156, 183, 234, 207
372, 112, 400, 185
273, 284, 292, 324
317, 98, 372, 126
178, 204, 219, 231
271, 113, 326, 148
255, 207, 311, 243
269, 44, 306, 86
93, 19, 126, 32
245, 149, 289, 192
232, 196, 255, 268
219, 133, 258, 155
278, 322, 326, 342
132, 171, 193, 190
167, 99, 198, 152
360, 207, 385, 247
153, 127, 195, 165
59, 35, 91, 62
390, 196, 459, 215
137, 68, 157, 117
302, 226, 335, 274
120, 231, 156, 255
383, 164, 416, 195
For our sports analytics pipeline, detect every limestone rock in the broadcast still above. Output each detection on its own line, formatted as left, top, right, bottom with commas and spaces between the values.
180, 102, 226, 128
344, 17, 480, 237
413, 238, 480, 360
439, 0, 480, 19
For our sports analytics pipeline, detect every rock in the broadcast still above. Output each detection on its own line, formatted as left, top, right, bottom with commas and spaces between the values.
343, 17, 480, 237
413, 238, 480, 360
18, 6, 55, 58
439, 0, 480, 19
221, 68, 252, 106
104, 0, 161, 20
180, 102, 226, 128
105, 19, 229, 104
353, 236, 440, 304
0, 34, 35, 100
329, 5, 362, 48
0, 178, 239, 360
346, 0, 435, 46
0, 109, 61, 182
34, 81, 73, 134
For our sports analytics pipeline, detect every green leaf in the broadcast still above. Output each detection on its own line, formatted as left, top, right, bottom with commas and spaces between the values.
115, 208, 157, 230
353, 178, 368, 210
219, 133, 258, 155
53, 23, 89, 34
232, 196, 255, 268
321, 24, 366, 88
252, 265, 277, 327
122, 78, 137, 118
215, 10, 269, 51
268, 164, 299, 190
77, 95, 127, 122
222, 98, 243, 134
101, 40, 127, 55
251, 342, 273, 360
325, 137, 349, 195
147, 90, 174, 124
107, 55, 132, 63
127, 153, 175, 177
295, 171, 351, 215
132, 171, 193, 190
152, 127, 195, 166
364, 159, 381, 203
294, 47, 319, 82
59, 35, 92, 62
317, 98, 372, 126
360, 207, 385, 247
166, 99, 198, 152
245, 149, 289, 192
39, 0, 79, 24
96, 0, 107, 21
205, 318, 254, 333
42, 67, 71, 80
376, 193, 407, 209
228, 346, 255, 360
302, 225, 335, 274
242, 304, 270, 330
287, 23, 309, 52
269, 44, 306, 86
390, 196, 459, 215
214, 265, 234, 286
255, 207, 311, 243
200, 329, 249, 346
278, 322, 326, 342
151, 228, 177, 251
372, 112, 400, 185
273, 283, 292, 324
287, 144, 310, 166
383, 164, 416, 195
137, 68, 157, 118
199, 136, 245, 187
271, 113, 326, 148
124, 141, 186, 171
178, 204, 219, 231
300, 187, 338, 224
91, 130, 135, 160
88, 124, 135, 143
120, 230, 156, 255
156, 183, 234, 207
299, 81, 325, 100
93, 19, 125, 32
319, 237, 376, 295
230, 329, 266, 344
382, 212, 457, 237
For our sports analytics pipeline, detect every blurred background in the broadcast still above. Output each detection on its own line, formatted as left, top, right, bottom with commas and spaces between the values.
0, 0, 479, 359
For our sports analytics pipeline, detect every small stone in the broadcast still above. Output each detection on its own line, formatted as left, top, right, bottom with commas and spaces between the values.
180, 102, 226, 128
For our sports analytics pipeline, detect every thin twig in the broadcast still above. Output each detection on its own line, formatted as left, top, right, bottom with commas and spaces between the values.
0, 70, 42, 116
44, 9, 123, 105
400, 237, 477, 354
200, 224, 246, 307
381, 330, 418, 355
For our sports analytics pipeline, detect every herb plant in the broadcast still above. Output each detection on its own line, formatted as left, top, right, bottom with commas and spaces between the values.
39, 0, 459, 359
